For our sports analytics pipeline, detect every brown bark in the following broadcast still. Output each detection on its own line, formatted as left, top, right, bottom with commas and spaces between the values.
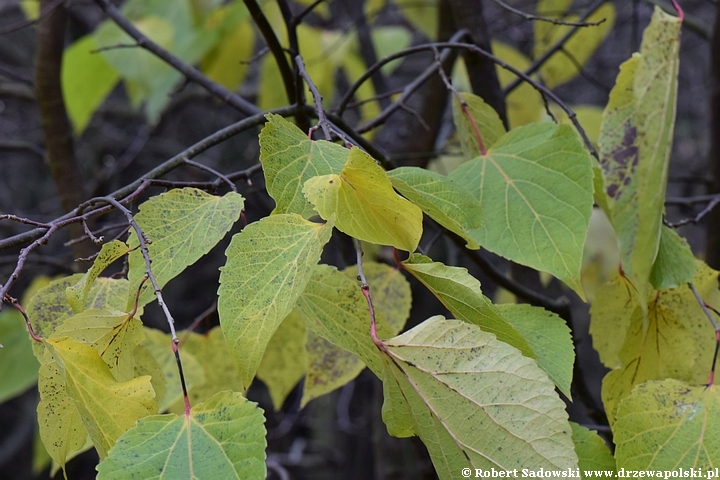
706, 6, 720, 269
34, 0, 90, 261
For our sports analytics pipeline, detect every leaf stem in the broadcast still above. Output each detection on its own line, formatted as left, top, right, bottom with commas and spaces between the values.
354, 239, 383, 348
2, 294, 42, 343
688, 282, 719, 385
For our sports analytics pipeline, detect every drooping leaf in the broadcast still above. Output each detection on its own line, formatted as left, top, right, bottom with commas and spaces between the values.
0, 289, 41, 402
496, 304, 574, 398
589, 274, 638, 369
449, 123, 594, 296
650, 226, 696, 290
570, 422, 616, 476
66, 240, 131, 314
218, 214, 333, 388
295, 264, 395, 376
387, 167, 483, 249
46, 337, 157, 459
304, 147, 423, 252
301, 330, 365, 407
342, 260, 411, 334
381, 317, 578, 476
62, 35, 120, 134
257, 311, 308, 411
599, 261, 719, 424
451, 91, 506, 160
142, 328, 205, 412
614, 380, 720, 469
259, 113, 349, 218
97, 391, 267, 479
598, 8, 682, 305
581, 208, 620, 301
127, 188, 244, 310
402, 254, 534, 358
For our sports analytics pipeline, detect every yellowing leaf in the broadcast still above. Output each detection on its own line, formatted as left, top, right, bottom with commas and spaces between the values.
381, 317, 578, 476
46, 337, 157, 458
200, 4, 253, 90
492, 41, 543, 128
589, 274, 638, 369
449, 123, 594, 296
97, 391, 267, 479
257, 311, 308, 411
399, 0, 437, 39
259, 114, 348, 218
570, 422, 616, 476
452, 91, 507, 159
218, 214, 333, 388
304, 147, 423, 252
614, 380, 720, 469
402, 254, 534, 358
127, 188, 244, 309
387, 167, 483, 249
62, 35, 120, 134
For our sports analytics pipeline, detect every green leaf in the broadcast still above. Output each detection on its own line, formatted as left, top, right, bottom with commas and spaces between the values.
449, 123, 594, 296
650, 226, 696, 290
570, 423, 616, 477
381, 317, 577, 476
67, 240, 131, 314
62, 35, 120, 134
402, 254, 534, 359
399, 0, 437, 39
97, 391, 267, 479
387, 167, 483, 249
127, 188, 244, 309
598, 262, 719, 424
451, 91, 506, 159
342, 260, 411, 335
496, 304, 574, 398
257, 311, 308, 411
598, 8, 681, 305
259, 114, 349, 218
167, 327, 244, 414
304, 148, 423, 252
46, 337, 157, 459
218, 214, 333, 388
614, 380, 720, 469
142, 328, 205, 412
301, 330, 365, 407
0, 307, 40, 402
295, 264, 395, 376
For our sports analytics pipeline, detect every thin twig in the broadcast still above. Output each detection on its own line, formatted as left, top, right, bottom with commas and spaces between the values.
688, 282, 719, 385
0, 0, 65, 36
489, 0, 607, 27
296, 54, 333, 141
666, 195, 720, 227
184, 159, 237, 193
0, 214, 51, 229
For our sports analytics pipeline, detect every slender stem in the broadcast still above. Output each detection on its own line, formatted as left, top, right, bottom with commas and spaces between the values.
2, 295, 42, 342
296, 55, 332, 141
488, 0, 607, 27
184, 159, 237, 193
355, 239, 383, 348
688, 282, 719, 385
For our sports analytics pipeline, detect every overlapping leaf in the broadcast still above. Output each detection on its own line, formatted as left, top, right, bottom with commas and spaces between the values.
259, 113, 349, 217
127, 188, 244, 309
598, 8, 681, 305
381, 317, 578, 477
650, 226, 696, 290
402, 254, 534, 358
97, 391, 267, 479
589, 274, 638, 369
218, 214, 333, 388
614, 380, 720, 469
570, 423, 616, 475
449, 123, 594, 296
451, 92, 506, 159
304, 148, 423, 252
388, 167, 483, 249
67, 240, 131, 314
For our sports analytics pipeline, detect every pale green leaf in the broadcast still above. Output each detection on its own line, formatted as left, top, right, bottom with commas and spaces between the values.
599, 8, 681, 305
492, 41, 543, 128
142, 328, 205, 412
650, 226, 696, 290
570, 423, 615, 476
399, 0, 437, 39
0, 307, 39, 402
371, 26, 412, 74
589, 274, 638, 369
133, 345, 166, 412
66, 240, 131, 314
200, 3, 252, 90
218, 214, 333, 388
257, 311, 308, 411
62, 35, 120, 134
452, 91, 506, 159
97, 391, 267, 479
259, 113, 348, 217
342, 260, 411, 335
387, 167, 483, 249
614, 380, 720, 469
496, 304, 574, 398
46, 337, 157, 459
295, 264, 395, 376
381, 317, 577, 476
301, 330, 365, 407
304, 147, 423, 252
402, 254, 534, 359
127, 188, 244, 310
449, 123, 594, 296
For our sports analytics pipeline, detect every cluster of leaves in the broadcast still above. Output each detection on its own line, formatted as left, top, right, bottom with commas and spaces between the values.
1, 1, 717, 479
